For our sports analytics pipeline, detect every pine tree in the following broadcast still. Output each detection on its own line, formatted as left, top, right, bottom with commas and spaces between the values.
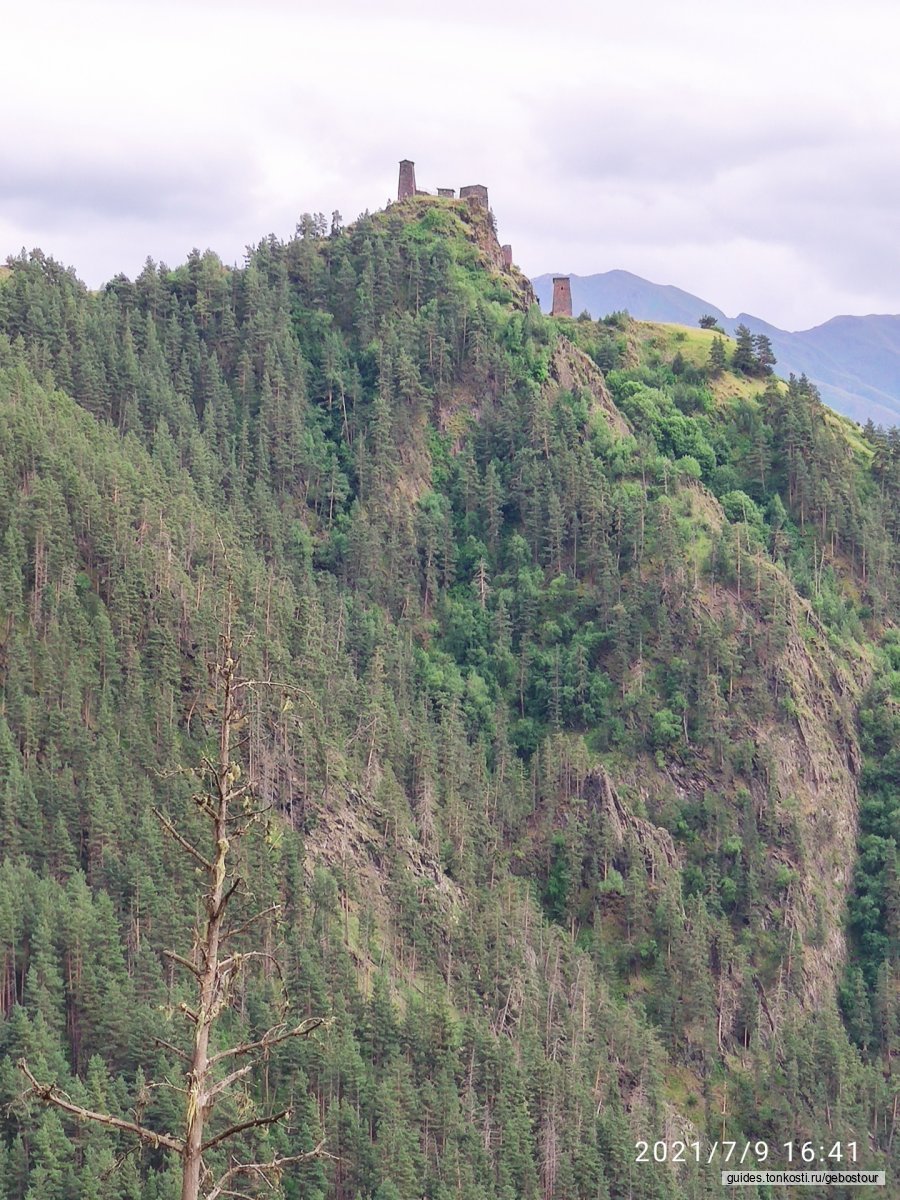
731, 324, 757, 375
707, 335, 727, 376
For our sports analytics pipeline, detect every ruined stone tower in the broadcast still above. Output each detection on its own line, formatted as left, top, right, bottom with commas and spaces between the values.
501, 245, 513, 269
551, 276, 572, 317
398, 160, 417, 200
459, 184, 489, 209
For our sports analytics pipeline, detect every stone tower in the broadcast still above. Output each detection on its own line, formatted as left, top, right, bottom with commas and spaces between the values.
501, 245, 513, 269
398, 160, 417, 200
551, 276, 572, 317
459, 184, 489, 208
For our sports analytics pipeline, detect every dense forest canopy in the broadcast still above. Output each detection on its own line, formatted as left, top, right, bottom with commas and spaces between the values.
0, 194, 898, 1198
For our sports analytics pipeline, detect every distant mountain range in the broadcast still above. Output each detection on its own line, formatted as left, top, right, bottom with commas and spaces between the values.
532, 270, 900, 426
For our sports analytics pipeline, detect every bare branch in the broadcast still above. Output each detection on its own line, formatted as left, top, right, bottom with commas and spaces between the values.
18, 1060, 184, 1154
152, 1037, 191, 1063
227, 805, 274, 830
217, 951, 281, 978
205, 1062, 254, 1103
153, 808, 213, 872
199, 753, 219, 777
221, 904, 281, 944
100, 1142, 142, 1182
150, 1077, 187, 1096
223, 783, 253, 805
206, 1141, 329, 1200
163, 949, 202, 979
200, 1108, 290, 1154
192, 794, 219, 820
214, 877, 242, 918
208, 1018, 326, 1068
234, 679, 319, 705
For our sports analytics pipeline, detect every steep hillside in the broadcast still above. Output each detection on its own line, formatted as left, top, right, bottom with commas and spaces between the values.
0, 200, 898, 1199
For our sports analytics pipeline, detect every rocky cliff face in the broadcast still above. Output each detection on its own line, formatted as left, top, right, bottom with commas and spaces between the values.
547, 337, 631, 437
460, 199, 537, 309
586, 470, 869, 1032
749, 580, 867, 1010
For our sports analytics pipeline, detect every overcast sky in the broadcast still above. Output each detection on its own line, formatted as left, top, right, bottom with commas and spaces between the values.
2, 0, 899, 330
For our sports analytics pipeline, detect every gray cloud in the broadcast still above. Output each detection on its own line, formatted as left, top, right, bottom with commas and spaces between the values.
2, 0, 900, 326
0, 154, 256, 228
540, 101, 843, 187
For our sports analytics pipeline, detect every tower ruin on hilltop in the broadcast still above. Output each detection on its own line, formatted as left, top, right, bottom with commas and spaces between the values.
396, 161, 489, 213
551, 276, 572, 317
396, 161, 515, 273
459, 184, 489, 209
398, 159, 417, 200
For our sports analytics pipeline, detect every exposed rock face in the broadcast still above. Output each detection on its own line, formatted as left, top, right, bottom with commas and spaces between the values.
584, 768, 680, 881
458, 202, 536, 310
547, 337, 631, 437
594, 533, 869, 1034
749, 584, 866, 1012
307, 784, 463, 912
501, 244, 513, 268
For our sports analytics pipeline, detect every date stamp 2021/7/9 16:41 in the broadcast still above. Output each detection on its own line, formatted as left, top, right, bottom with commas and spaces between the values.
634, 1139, 860, 1168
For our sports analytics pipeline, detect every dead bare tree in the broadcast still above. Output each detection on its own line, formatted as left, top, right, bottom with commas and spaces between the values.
19, 633, 326, 1200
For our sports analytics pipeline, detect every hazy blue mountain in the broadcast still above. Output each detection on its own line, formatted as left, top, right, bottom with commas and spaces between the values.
533, 271, 900, 426
532, 270, 729, 328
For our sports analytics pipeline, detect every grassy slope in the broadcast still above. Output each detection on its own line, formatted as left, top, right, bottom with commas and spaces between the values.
633, 320, 777, 402
632, 320, 878, 463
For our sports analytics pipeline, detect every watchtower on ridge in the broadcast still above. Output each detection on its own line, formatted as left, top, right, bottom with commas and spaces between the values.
398, 159, 417, 200
551, 276, 572, 317
459, 184, 489, 209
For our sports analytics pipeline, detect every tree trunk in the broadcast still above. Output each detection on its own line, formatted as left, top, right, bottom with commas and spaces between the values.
181, 658, 234, 1200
